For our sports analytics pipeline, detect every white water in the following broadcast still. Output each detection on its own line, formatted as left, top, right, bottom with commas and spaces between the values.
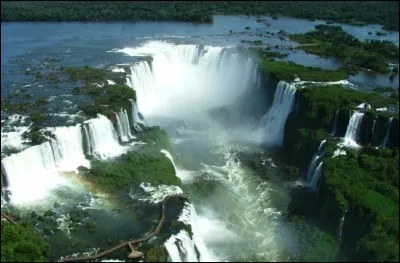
85, 114, 126, 159
338, 209, 347, 239
51, 125, 90, 172
165, 230, 199, 262
1, 124, 90, 205
129, 99, 146, 130
371, 117, 377, 145
307, 140, 326, 183
119, 41, 259, 120
115, 109, 134, 143
310, 162, 323, 191
343, 112, 364, 147
258, 81, 296, 147
381, 117, 393, 148
331, 110, 339, 136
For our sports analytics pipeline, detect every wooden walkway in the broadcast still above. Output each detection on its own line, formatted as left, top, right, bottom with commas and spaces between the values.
58, 193, 188, 262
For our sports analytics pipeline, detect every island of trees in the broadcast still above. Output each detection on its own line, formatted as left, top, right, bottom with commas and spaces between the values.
1, 1, 399, 30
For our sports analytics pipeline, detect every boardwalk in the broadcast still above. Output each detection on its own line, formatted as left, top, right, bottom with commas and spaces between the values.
58, 193, 188, 262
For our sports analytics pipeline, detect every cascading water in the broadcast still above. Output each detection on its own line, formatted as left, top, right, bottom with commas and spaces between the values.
161, 149, 177, 172
115, 109, 134, 142
258, 81, 296, 147
310, 162, 323, 191
82, 125, 92, 155
381, 117, 393, 148
1, 124, 90, 205
371, 117, 377, 145
307, 140, 327, 183
129, 99, 146, 131
118, 41, 260, 120
338, 209, 347, 240
343, 112, 364, 146
51, 125, 90, 172
85, 114, 126, 159
331, 110, 339, 136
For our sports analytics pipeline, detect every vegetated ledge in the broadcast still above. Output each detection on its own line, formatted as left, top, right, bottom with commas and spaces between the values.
275, 83, 399, 261
259, 59, 348, 82
289, 24, 399, 75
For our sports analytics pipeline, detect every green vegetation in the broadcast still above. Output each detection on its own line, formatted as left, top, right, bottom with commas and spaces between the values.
138, 126, 171, 151
250, 47, 288, 59
2, 2, 398, 30
30, 112, 47, 122
260, 60, 348, 82
1, 221, 50, 262
86, 144, 180, 193
79, 84, 135, 118
145, 246, 168, 262
64, 66, 136, 119
322, 147, 399, 261
1, 1, 213, 23
285, 216, 340, 261
289, 25, 399, 74
22, 126, 55, 145
65, 66, 108, 84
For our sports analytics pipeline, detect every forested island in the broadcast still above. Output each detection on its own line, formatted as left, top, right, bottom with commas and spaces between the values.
1, 1, 399, 30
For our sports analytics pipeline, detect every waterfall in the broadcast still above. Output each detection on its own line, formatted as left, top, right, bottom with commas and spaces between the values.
115, 109, 134, 142
338, 209, 347, 239
82, 125, 92, 156
331, 110, 339, 136
310, 162, 323, 191
259, 81, 297, 147
371, 117, 377, 145
381, 117, 393, 148
1, 124, 89, 205
85, 114, 125, 159
307, 140, 327, 182
51, 125, 90, 171
129, 99, 146, 131
343, 112, 364, 145
161, 149, 177, 173
118, 41, 260, 120
165, 230, 199, 262
165, 203, 219, 262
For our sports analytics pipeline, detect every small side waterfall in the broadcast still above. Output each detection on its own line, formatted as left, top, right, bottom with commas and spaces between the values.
344, 112, 364, 145
310, 162, 323, 191
85, 114, 125, 159
129, 99, 146, 131
259, 81, 297, 147
161, 149, 177, 173
51, 125, 90, 172
381, 117, 393, 148
370, 117, 377, 145
338, 209, 347, 240
115, 109, 134, 142
331, 110, 339, 136
307, 140, 327, 182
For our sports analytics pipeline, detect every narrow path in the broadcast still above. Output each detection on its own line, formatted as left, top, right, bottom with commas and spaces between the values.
1, 212, 18, 225
58, 193, 188, 262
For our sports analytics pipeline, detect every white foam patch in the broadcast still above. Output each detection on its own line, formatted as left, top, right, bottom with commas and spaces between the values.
130, 182, 183, 204
107, 79, 116, 85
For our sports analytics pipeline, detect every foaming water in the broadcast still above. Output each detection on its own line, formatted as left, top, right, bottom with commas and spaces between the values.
256, 81, 296, 147
189, 145, 286, 261
343, 111, 364, 147
84, 114, 127, 159
118, 41, 259, 119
